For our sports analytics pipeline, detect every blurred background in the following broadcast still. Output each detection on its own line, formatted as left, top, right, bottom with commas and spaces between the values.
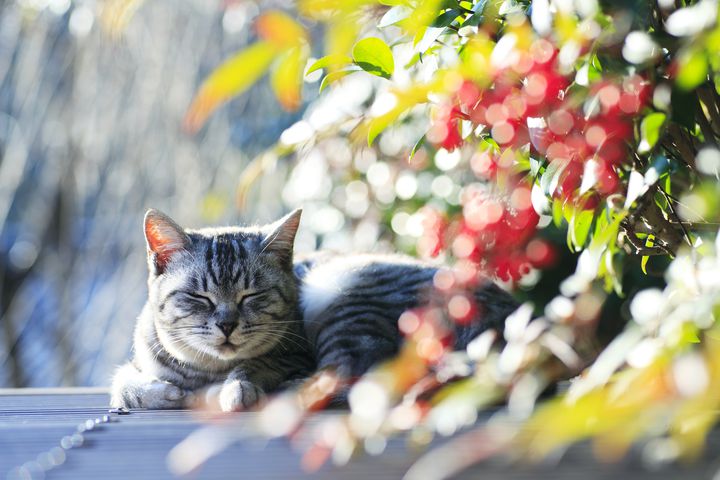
0, 0, 664, 389
0, 0, 309, 388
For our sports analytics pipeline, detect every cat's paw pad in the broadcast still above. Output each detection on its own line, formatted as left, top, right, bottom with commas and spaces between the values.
125, 381, 186, 409
218, 380, 265, 412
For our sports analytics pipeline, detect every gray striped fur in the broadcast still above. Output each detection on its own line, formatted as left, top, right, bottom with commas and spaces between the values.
111, 210, 518, 411
296, 253, 517, 384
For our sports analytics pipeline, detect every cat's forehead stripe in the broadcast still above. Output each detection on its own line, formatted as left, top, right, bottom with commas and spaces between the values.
205, 239, 220, 287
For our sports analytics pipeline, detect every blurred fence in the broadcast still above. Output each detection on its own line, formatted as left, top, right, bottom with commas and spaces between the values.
0, 0, 302, 387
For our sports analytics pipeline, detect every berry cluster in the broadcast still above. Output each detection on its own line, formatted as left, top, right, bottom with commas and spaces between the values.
424, 37, 649, 289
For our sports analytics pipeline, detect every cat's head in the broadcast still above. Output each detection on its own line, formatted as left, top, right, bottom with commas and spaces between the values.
142, 208, 302, 365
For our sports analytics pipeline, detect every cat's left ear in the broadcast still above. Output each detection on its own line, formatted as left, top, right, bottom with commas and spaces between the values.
262, 209, 302, 261
144, 209, 191, 275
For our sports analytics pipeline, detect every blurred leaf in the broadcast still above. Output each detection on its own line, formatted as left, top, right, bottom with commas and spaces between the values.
552, 198, 564, 227
400, 0, 444, 37
271, 46, 308, 111
575, 61, 601, 87
319, 69, 357, 92
237, 153, 278, 209
671, 86, 698, 130
570, 208, 594, 251
638, 112, 666, 154
431, 9, 460, 27
298, 0, 374, 17
676, 47, 708, 91
540, 158, 569, 197
410, 134, 427, 161
184, 41, 279, 133
256, 10, 308, 48
366, 82, 435, 145
464, 0, 488, 27
352, 37, 395, 79
379, 5, 413, 27
326, 16, 361, 73
100, 0, 145, 36
306, 54, 353, 76
416, 26, 446, 54
624, 170, 647, 209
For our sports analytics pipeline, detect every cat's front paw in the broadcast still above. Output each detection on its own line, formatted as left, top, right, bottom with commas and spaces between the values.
217, 379, 265, 412
111, 378, 186, 410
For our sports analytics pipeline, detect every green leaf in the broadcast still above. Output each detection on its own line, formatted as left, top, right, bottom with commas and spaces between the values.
464, 0, 487, 27
638, 112, 666, 154
552, 198, 564, 227
640, 234, 654, 274
575, 61, 601, 87
410, 134, 426, 161
431, 8, 460, 27
570, 208, 594, 251
676, 47, 708, 91
306, 54, 353, 76
352, 37, 395, 79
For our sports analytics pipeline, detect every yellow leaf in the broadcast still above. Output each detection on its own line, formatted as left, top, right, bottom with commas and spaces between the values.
326, 16, 360, 73
298, 0, 374, 18
256, 10, 308, 48
271, 46, 308, 111
400, 0, 443, 37
306, 54, 353, 76
365, 76, 445, 144
184, 41, 279, 133
319, 69, 356, 93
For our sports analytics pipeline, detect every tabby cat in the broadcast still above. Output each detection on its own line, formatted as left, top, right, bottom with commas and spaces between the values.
110, 209, 517, 410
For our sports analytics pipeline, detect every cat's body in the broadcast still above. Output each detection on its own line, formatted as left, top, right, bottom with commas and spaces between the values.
296, 252, 516, 378
110, 209, 517, 411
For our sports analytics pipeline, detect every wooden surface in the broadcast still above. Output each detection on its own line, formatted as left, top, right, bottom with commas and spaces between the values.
1, 389, 717, 479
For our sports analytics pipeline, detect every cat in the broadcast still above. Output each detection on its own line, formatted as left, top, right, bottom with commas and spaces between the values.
110, 209, 518, 411
110, 209, 314, 411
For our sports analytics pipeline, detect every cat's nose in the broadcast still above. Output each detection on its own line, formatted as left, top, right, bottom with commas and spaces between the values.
216, 319, 238, 337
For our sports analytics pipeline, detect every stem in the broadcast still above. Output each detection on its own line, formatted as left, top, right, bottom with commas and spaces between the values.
696, 100, 719, 148
667, 124, 697, 167
697, 84, 720, 136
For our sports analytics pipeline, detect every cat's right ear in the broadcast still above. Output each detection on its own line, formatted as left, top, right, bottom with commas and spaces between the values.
144, 209, 191, 275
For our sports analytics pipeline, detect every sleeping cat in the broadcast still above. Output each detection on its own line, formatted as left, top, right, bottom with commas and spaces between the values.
110, 209, 518, 411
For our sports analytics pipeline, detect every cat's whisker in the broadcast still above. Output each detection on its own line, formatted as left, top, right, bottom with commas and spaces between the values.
249, 329, 310, 351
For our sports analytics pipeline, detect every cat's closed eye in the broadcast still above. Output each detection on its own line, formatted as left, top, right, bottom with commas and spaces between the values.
181, 292, 216, 310
237, 291, 265, 309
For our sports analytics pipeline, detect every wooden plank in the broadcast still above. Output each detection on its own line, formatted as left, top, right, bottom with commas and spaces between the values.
1, 390, 717, 479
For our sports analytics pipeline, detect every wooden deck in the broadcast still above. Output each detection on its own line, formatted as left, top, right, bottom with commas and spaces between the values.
1, 389, 717, 479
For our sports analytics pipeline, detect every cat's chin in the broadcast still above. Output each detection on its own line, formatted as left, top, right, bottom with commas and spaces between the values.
213, 342, 241, 359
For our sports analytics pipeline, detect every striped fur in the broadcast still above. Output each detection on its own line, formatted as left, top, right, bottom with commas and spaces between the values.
296, 253, 518, 383
111, 210, 518, 411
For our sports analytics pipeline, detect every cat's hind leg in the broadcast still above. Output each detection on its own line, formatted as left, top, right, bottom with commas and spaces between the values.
308, 310, 403, 406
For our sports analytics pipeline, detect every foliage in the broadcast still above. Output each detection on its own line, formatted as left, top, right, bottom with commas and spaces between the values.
161, 0, 720, 475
